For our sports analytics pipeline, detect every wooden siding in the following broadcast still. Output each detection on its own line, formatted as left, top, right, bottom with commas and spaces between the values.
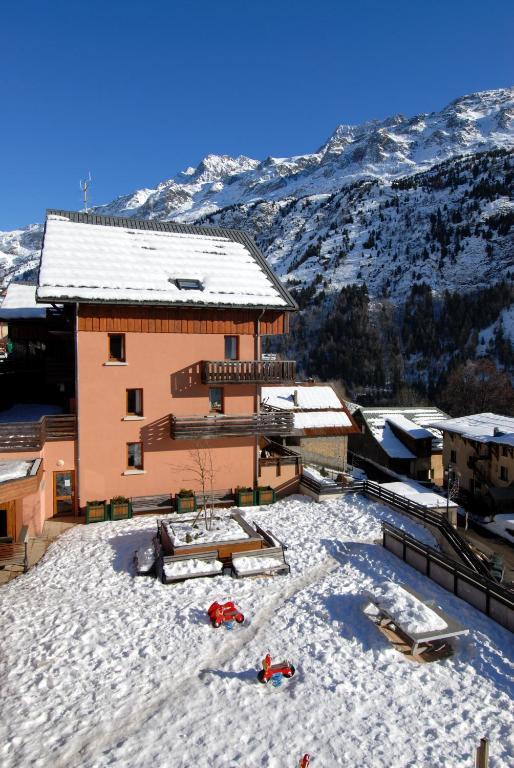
0, 464, 42, 504
78, 304, 289, 335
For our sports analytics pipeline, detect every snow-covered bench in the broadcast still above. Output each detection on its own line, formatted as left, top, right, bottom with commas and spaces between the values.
232, 546, 290, 578
362, 583, 468, 656
159, 550, 224, 584
195, 488, 235, 508
131, 494, 173, 514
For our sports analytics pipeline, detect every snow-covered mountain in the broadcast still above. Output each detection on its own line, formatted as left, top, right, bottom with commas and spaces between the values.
1, 87, 513, 396
1, 87, 512, 293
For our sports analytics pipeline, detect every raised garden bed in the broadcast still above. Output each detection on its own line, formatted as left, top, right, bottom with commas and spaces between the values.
159, 512, 266, 562
86, 500, 108, 524
236, 488, 256, 507
256, 487, 276, 505
110, 497, 133, 520
175, 492, 197, 514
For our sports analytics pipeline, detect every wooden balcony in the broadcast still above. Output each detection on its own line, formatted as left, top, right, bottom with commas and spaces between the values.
201, 360, 296, 385
170, 411, 295, 440
0, 415, 77, 452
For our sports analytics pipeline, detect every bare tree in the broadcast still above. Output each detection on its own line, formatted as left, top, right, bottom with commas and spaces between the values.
179, 447, 217, 530
439, 358, 514, 417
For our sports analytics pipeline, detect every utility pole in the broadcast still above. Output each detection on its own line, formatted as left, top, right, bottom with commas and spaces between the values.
80, 173, 92, 213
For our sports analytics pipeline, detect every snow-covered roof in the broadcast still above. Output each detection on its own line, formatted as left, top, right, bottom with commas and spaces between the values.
294, 411, 352, 430
359, 406, 448, 454
0, 283, 52, 319
261, 385, 342, 410
261, 384, 357, 435
380, 481, 458, 508
431, 412, 514, 446
378, 424, 416, 459
385, 414, 433, 440
0, 459, 35, 484
37, 211, 296, 310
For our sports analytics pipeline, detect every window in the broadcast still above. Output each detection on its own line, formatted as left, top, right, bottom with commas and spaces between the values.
224, 335, 239, 360
450, 450, 456, 464
209, 387, 223, 413
500, 466, 508, 482
502, 446, 509, 457
108, 334, 125, 362
174, 278, 203, 291
127, 442, 143, 470
126, 388, 143, 417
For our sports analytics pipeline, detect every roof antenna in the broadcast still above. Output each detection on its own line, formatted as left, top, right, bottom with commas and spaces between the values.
80, 172, 92, 213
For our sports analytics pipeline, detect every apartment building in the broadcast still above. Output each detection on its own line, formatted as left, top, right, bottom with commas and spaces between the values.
0, 211, 298, 537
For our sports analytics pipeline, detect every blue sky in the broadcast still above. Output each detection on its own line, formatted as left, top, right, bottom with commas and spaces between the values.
0, 0, 512, 230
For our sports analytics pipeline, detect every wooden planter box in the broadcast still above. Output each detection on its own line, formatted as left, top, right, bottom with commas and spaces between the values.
175, 494, 197, 513
86, 501, 108, 524
110, 501, 133, 520
256, 487, 276, 505
236, 489, 256, 507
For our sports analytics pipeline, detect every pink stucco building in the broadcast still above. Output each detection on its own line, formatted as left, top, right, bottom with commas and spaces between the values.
0, 211, 301, 537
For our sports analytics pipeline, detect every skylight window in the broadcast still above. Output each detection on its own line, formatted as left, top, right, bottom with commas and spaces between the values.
174, 278, 204, 291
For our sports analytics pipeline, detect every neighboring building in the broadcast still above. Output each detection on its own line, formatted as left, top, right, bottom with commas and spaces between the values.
430, 412, 514, 514
261, 384, 359, 471
0, 211, 298, 537
349, 406, 448, 483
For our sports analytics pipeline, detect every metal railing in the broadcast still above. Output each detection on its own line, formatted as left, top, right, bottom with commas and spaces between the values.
201, 360, 296, 384
170, 411, 295, 440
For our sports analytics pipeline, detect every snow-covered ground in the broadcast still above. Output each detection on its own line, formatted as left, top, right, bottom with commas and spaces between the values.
1, 494, 513, 767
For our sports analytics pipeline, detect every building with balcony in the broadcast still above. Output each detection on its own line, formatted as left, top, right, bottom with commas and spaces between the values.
349, 406, 448, 483
260, 383, 359, 471
0, 211, 298, 537
429, 412, 514, 514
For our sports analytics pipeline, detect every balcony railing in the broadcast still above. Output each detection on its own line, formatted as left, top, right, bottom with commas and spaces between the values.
201, 360, 296, 385
170, 411, 295, 440
0, 415, 77, 452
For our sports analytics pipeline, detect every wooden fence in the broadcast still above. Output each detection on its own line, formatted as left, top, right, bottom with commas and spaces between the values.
382, 522, 514, 633
363, 480, 491, 577
0, 414, 77, 452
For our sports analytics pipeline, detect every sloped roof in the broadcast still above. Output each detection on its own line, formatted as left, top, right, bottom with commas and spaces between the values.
37, 211, 297, 310
261, 384, 358, 436
358, 406, 448, 454
262, 385, 342, 410
385, 414, 433, 440
431, 412, 514, 446
0, 283, 52, 320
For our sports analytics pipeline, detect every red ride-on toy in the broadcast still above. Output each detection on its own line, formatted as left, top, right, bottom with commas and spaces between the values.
207, 601, 245, 628
257, 653, 296, 685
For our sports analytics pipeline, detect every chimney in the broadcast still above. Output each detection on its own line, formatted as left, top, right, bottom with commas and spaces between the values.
293, 389, 299, 407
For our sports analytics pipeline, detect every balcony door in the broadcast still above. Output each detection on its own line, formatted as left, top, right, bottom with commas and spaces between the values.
53, 471, 76, 516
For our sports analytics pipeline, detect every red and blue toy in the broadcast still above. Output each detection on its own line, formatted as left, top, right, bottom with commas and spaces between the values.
257, 653, 296, 686
207, 601, 245, 629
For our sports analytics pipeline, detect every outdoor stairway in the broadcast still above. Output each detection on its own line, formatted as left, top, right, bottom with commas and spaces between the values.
363, 480, 493, 579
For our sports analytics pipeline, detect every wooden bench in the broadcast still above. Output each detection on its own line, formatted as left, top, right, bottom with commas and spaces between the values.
158, 550, 224, 584
231, 546, 290, 578
195, 489, 235, 508
131, 494, 173, 514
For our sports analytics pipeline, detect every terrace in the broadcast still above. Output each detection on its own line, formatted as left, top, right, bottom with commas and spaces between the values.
170, 411, 294, 440
201, 359, 296, 385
